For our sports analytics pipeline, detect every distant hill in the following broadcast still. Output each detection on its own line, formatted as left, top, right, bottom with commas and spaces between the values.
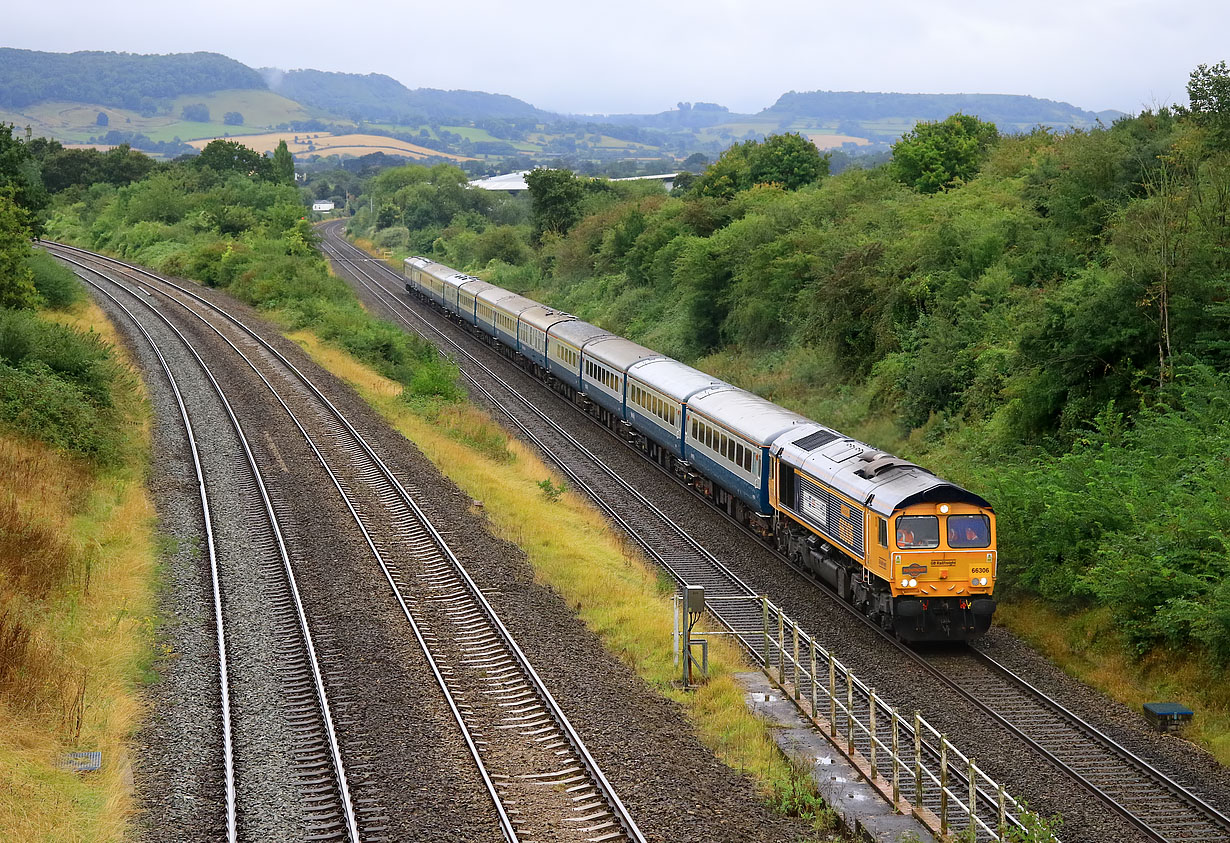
765, 90, 1109, 130
0, 49, 264, 111
599, 102, 736, 128
266, 69, 551, 124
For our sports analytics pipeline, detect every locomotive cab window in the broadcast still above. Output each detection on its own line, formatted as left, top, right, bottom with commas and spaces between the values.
896, 515, 939, 549
947, 514, 990, 548
878, 517, 888, 548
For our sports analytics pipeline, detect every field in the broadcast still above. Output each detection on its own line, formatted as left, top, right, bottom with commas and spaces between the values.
805, 133, 871, 148
184, 131, 473, 160
0, 90, 325, 144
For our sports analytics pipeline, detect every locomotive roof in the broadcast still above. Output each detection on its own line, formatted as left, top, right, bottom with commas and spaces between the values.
627, 357, 727, 403
772, 423, 991, 515
519, 304, 576, 333
583, 336, 664, 372
550, 320, 612, 348
688, 386, 810, 446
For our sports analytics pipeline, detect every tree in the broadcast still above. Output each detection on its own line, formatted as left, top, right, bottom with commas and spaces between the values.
195, 139, 272, 180
0, 123, 48, 231
690, 134, 829, 198
96, 111, 108, 127
748, 133, 830, 190
891, 113, 999, 193
682, 152, 709, 170
525, 167, 586, 240
1186, 61, 1230, 147
181, 103, 210, 122
0, 189, 38, 309
272, 140, 294, 185
223, 111, 244, 126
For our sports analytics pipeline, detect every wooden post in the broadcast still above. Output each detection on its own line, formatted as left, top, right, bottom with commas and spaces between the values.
969, 757, 977, 838
761, 597, 769, 669
914, 711, 922, 803
891, 710, 900, 806
869, 688, 878, 780
998, 782, 1006, 839
846, 669, 854, 756
810, 639, 817, 718
792, 621, 800, 699
940, 736, 949, 837
828, 654, 837, 737
777, 611, 785, 684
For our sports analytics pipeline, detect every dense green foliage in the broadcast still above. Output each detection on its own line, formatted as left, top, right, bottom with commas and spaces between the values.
690, 133, 830, 198
0, 308, 130, 464
271, 69, 548, 124
891, 113, 998, 193
351, 96, 1230, 665
45, 142, 462, 404
0, 48, 263, 110
0, 191, 39, 309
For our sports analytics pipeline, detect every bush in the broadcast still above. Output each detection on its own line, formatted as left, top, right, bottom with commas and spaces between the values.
0, 309, 130, 463
26, 250, 83, 309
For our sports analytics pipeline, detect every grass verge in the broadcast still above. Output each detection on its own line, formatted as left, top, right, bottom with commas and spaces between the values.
997, 599, 1230, 767
284, 330, 842, 836
0, 299, 157, 841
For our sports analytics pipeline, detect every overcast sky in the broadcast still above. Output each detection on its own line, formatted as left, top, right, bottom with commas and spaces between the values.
7, 0, 1225, 115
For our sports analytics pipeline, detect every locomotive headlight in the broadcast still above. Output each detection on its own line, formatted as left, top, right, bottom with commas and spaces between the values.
908, 578, 917, 588
901, 578, 908, 587
940, 504, 950, 513
979, 577, 989, 586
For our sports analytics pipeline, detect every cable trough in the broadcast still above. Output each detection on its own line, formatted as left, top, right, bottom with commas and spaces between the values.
49, 242, 646, 843
320, 225, 1230, 842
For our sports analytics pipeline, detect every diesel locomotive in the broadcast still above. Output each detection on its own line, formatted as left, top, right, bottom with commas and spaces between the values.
404, 255, 997, 641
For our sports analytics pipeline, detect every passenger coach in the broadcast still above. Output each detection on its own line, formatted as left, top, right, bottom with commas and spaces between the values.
401, 252, 999, 641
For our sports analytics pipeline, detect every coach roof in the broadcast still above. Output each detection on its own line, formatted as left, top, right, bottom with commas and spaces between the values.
688, 386, 809, 446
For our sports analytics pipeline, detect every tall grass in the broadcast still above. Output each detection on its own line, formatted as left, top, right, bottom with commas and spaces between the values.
0, 300, 157, 841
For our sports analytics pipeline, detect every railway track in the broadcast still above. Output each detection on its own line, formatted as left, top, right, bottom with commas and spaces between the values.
320, 224, 1230, 842
58, 252, 359, 842
317, 228, 1016, 839
51, 242, 646, 843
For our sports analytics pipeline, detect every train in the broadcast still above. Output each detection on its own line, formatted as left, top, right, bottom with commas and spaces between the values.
403, 255, 997, 641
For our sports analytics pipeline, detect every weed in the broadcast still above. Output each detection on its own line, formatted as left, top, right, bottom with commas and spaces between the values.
537, 478, 568, 502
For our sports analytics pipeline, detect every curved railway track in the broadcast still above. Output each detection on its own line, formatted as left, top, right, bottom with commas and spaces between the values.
58, 252, 359, 843
50, 242, 646, 843
320, 223, 1230, 843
